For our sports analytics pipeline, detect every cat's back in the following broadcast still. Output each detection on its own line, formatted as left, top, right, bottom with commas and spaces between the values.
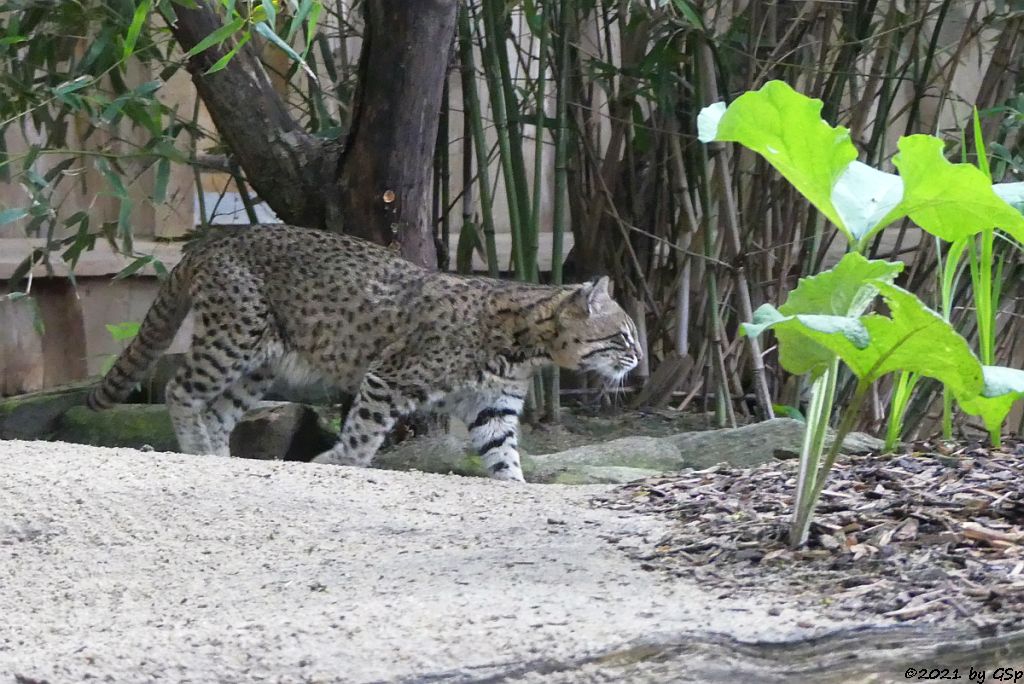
188, 224, 417, 281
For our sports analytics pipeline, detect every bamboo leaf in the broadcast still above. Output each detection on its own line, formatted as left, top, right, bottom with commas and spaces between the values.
261, 0, 277, 27
183, 17, 245, 59
153, 157, 170, 204
670, 0, 705, 27
122, 0, 152, 62
105, 321, 141, 341
114, 255, 153, 280
204, 32, 250, 74
254, 22, 317, 81
53, 76, 91, 96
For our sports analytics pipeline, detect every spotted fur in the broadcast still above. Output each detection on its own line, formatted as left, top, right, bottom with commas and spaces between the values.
89, 225, 641, 481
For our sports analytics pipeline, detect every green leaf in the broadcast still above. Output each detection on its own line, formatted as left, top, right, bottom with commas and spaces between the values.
122, 0, 152, 62
697, 80, 858, 237
833, 283, 982, 393
286, 0, 317, 42
105, 321, 141, 341
958, 366, 1024, 444
772, 404, 805, 422
831, 161, 906, 246
670, 0, 705, 27
301, 2, 322, 59
994, 182, 1024, 214
261, 0, 277, 27
253, 22, 317, 81
456, 220, 482, 274
204, 31, 250, 74
780, 252, 904, 318
745, 282, 984, 398
972, 107, 990, 181
183, 17, 246, 59
743, 303, 870, 376
892, 135, 1024, 244
114, 255, 152, 280
53, 76, 92, 96
153, 157, 170, 204
752, 252, 903, 376
117, 198, 134, 253
96, 158, 127, 198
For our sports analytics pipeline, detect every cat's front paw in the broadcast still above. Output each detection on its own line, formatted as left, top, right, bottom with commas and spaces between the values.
488, 461, 525, 483
312, 447, 364, 467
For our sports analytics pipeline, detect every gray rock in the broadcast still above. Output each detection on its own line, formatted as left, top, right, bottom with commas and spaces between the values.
371, 434, 675, 484
0, 381, 94, 440
665, 418, 885, 469
836, 430, 886, 455
229, 402, 335, 461
548, 465, 662, 485
530, 436, 681, 481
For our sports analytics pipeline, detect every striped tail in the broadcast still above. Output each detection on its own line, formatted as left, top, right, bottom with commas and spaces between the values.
87, 265, 192, 410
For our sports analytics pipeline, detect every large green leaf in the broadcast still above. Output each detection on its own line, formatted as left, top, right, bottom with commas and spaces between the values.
830, 161, 906, 247
958, 366, 1024, 442
746, 282, 983, 396
848, 283, 982, 396
893, 136, 1024, 244
697, 81, 858, 237
747, 252, 903, 376
743, 304, 870, 377
779, 252, 904, 317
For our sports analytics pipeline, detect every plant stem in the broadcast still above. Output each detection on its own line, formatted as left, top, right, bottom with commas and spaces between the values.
789, 357, 838, 547
810, 378, 871, 506
457, 6, 499, 277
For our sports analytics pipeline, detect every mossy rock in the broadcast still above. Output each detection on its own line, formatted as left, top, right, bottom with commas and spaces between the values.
0, 381, 95, 440
548, 466, 661, 485
55, 404, 178, 452
372, 433, 667, 484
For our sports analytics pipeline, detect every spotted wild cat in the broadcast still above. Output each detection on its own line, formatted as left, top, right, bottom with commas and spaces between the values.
88, 225, 642, 481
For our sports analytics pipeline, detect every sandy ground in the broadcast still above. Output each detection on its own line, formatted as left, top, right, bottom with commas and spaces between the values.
1, 440, 857, 683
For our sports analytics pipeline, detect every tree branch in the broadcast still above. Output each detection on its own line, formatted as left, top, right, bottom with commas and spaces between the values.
164, 2, 341, 229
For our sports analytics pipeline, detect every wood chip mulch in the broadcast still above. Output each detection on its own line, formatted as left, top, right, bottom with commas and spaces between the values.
592, 438, 1024, 633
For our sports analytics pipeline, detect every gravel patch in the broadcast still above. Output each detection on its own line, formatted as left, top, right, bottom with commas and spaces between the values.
0, 440, 852, 683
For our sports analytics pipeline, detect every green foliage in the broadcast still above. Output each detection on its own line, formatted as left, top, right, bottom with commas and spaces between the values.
959, 367, 1024, 448
698, 81, 858, 237
747, 274, 983, 398
105, 321, 140, 342
893, 135, 1024, 245
754, 253, 903, 377
704, 79, 1024, 546
0, 0, 333, 287
100, 320, 140, 374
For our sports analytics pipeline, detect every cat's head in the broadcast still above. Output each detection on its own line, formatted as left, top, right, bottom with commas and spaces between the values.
547, 277, 642, 381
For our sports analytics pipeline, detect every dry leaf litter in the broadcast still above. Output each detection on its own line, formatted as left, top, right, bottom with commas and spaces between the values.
593, 438, 1024, 633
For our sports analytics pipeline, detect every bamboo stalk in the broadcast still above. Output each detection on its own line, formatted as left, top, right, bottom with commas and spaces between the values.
457, 5, 500, 277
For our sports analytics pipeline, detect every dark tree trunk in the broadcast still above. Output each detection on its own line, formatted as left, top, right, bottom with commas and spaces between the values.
335, 0, 456, 269
165, 0, 457, 269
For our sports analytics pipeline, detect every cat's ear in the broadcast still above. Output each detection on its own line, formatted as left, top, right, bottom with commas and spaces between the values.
575, 276, 613, 316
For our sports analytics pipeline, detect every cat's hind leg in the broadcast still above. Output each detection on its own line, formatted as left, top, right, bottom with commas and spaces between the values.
202, 363, 276, 456
166, 300, 273, 456
312, 372, 399, 467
